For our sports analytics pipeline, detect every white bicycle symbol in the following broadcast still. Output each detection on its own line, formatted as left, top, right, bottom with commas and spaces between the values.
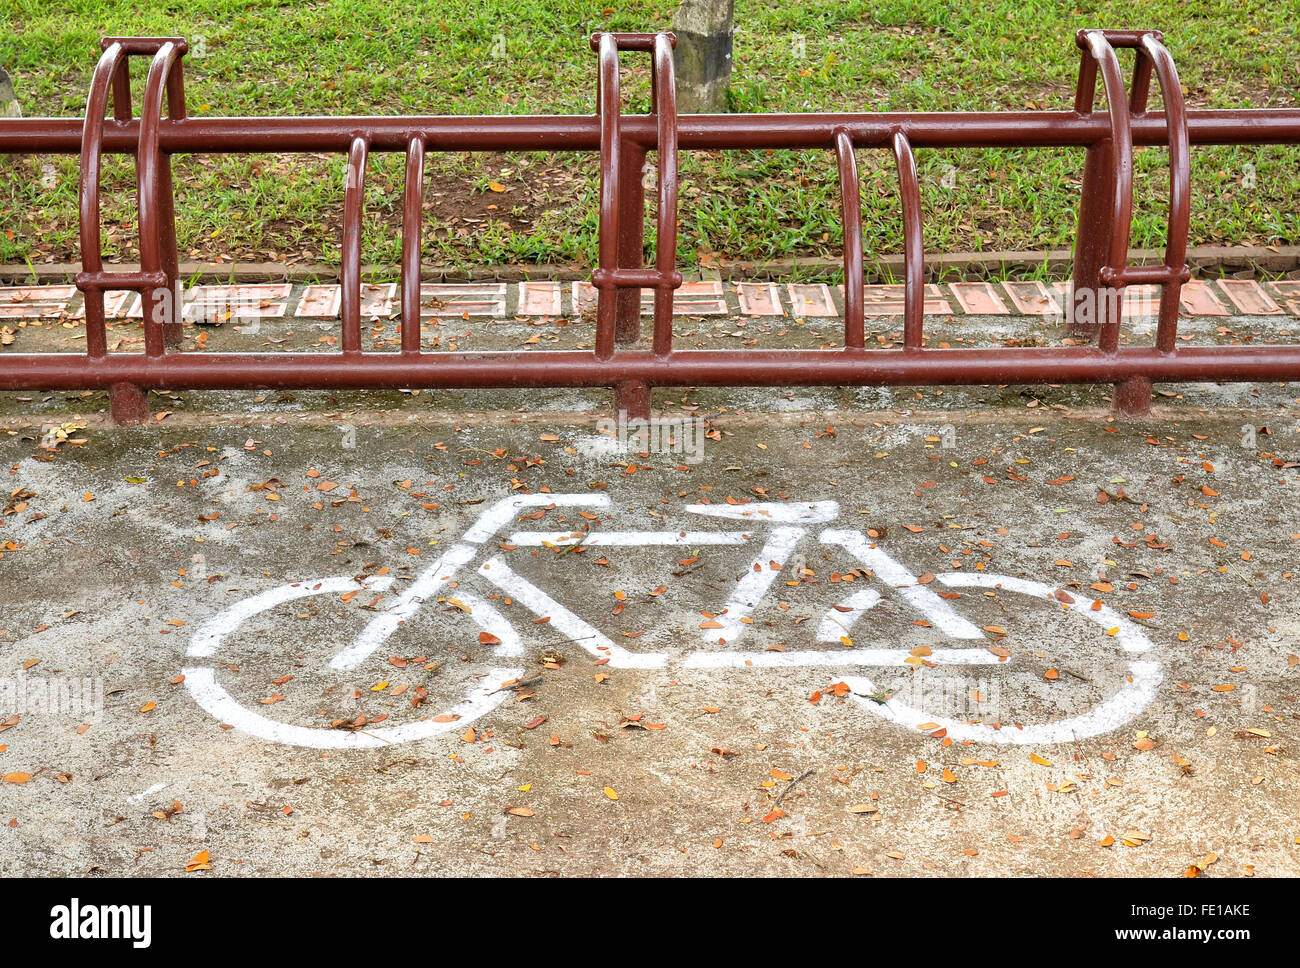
183, 494, 1161, 749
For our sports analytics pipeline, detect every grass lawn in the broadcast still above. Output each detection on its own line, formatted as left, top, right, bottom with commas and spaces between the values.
0, 0, 1296, 277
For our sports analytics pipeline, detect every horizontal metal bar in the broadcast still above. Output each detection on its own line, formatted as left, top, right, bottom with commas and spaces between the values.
1106, 263, 1192, 286
101, 36, 189, 55
589, 31, 676, 51
4, 110, 1299, 155
592, 267, 684, 288
75, 269, 168, 290
5, 346, 1300, 391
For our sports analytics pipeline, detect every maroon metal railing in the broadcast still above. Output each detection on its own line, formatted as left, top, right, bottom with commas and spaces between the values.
1070, 28, 1196, 411
589, 31, 684, 414
0, 28, 1298, 424
73, 37, 189, 420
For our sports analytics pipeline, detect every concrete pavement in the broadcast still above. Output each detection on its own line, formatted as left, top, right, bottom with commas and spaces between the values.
1, 397, 1297, 876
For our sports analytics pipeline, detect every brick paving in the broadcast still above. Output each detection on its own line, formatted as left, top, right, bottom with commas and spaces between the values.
0, 277, 1292, 322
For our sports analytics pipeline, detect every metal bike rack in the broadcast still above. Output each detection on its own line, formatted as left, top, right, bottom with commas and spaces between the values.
590, 32, 683, 415
0, 28, 1298, 424
1071, 29, 1193, 412
76, 37, 189, 421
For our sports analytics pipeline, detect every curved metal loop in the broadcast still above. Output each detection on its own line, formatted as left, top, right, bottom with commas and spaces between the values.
138, 42, 186, 356
401, 135, 427, 355
341, 136, 369, 355
833, 129, 864, 349
651, 32, 680, 356
137, 47, 181, 260
1074, 30, 1190, 353
1140, 34, 1191, 352
594, 32, 621, 361
891, 131, 924, 351
78, 40, 187, 358
1139, 36, 1189, 263
1078, 30, 1136, 289
77, 42, 129, 357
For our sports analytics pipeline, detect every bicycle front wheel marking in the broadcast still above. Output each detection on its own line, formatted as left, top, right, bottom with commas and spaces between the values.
836, 574, 1161, 745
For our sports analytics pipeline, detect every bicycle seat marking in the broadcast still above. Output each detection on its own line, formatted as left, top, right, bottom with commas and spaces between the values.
183, 494, 1160, 749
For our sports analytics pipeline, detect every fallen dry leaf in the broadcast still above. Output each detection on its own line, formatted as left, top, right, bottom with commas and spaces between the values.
184, 849, 212, 872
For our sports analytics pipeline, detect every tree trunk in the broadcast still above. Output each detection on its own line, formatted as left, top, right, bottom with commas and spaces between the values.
672, 0, 734, 114
0, 66, 20, 118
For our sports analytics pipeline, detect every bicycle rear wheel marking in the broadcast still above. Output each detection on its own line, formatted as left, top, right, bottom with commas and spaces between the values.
839, 660, 1161, 746
187, 574, 392, 659
182, 665, 522, 749
184, 568, 523, 749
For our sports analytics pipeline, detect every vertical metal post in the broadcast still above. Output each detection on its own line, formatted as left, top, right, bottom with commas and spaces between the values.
109, 382, 150, 425
1070, 141, 1117, 339
834, 129, 864, 349
1113, 376, 1152, 416
341, 136, 368, 356
615, 140, 645, 344
401, 135, 426, 355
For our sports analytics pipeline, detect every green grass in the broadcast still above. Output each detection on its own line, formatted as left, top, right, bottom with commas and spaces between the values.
0, 0, 1296, 276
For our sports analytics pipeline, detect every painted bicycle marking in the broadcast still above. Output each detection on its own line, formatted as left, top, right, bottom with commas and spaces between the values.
183, 494, 1159, 748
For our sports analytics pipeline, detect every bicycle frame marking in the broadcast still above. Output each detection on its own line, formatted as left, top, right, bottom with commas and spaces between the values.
822, 530, 984, 640
182, 494, 1159, 748
333, 492, 599, 671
